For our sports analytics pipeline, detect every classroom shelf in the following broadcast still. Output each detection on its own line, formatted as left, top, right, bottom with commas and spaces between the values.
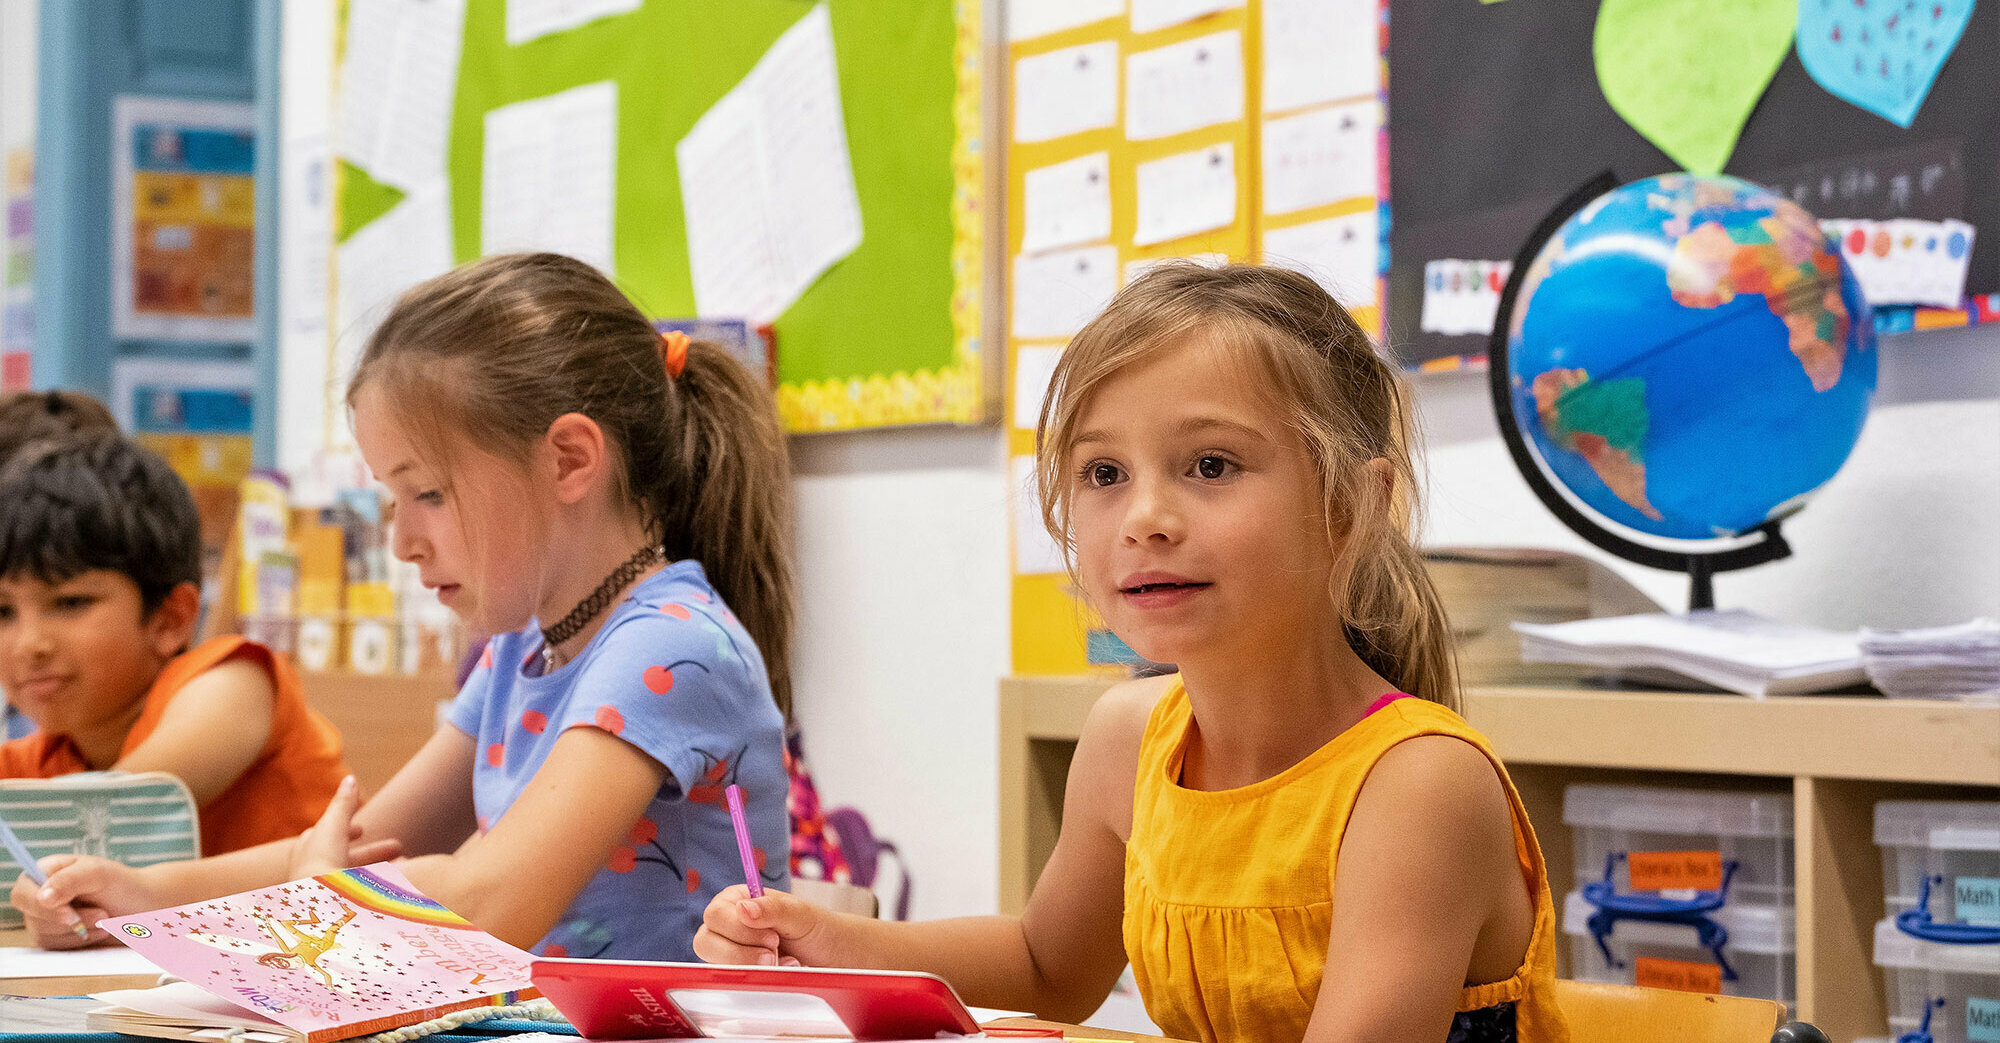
998, 675, 2000, 1042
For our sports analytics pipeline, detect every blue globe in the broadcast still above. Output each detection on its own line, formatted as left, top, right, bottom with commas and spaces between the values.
1506, 174, 1877, 542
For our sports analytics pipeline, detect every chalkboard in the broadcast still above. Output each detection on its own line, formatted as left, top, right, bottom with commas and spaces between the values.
1385, 0, 1998, 367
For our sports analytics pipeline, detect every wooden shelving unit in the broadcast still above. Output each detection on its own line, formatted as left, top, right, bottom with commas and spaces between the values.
298, 670, 457, 795
998, 675, 2000, 1042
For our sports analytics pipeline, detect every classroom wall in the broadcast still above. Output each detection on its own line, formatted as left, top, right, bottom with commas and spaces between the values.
1416, 324, 2000, 628
0, 1, 31, 160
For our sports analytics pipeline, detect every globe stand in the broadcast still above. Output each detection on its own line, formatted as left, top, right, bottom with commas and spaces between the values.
1487, 171, 1794, 614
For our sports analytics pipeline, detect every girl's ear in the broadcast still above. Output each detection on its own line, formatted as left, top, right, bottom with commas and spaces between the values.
543, 412, 609, 506
146, 582, 202, 659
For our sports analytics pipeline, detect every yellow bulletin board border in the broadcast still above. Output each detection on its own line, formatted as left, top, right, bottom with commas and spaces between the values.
775, 0, 987, 433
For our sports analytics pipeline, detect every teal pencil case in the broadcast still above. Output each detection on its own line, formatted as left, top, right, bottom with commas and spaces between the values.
0, 772, 201, 929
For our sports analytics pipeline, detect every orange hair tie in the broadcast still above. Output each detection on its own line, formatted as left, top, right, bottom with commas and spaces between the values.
660, 330, 690, 379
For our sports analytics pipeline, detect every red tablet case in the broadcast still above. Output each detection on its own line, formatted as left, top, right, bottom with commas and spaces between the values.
529, 957, 984, 1041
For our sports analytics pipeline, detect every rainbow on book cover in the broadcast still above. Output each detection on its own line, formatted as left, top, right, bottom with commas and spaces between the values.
317, 865, 474, 929
98, 862, 538, 1043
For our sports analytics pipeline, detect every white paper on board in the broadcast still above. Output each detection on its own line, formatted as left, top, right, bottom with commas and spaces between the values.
1130, 0, 1244, 34
1134, 144, 1237, 247
1013, 344, 1065, 430
1022, 152, 1113, 255
481, 80, 617, 273
1263, 210, 1380, 309
505, 0, 643, 46
1012, 245, 1119, 340
1013, 42, 1120, 144
1010, 0, 1124, 42
1123, 252, 1227, 286
1262, 0, 1378, 113
1261, 99, 1378, 215
337, 0, 466, 190
677, 5, 864, 325
1125, 30, 1244, 141
1012, 455, 1068, 575
336, 178, 454, 377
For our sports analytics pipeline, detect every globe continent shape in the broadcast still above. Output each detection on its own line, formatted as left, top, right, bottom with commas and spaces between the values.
1506, 174, 1877, 541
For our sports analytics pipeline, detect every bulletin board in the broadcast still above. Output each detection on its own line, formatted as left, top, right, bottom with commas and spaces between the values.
1386, 0, 2000, 369
1004, 0, 1388, 674
332, 0, 983, 434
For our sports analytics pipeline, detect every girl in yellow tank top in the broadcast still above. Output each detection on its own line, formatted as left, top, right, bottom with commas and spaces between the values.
691, 263, 1570, 1042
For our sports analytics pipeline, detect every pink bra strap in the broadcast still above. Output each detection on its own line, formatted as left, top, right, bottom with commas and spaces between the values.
1363, 692, 1413, 718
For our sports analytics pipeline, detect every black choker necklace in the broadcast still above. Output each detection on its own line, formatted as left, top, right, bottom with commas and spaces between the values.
541, 544, 663, 670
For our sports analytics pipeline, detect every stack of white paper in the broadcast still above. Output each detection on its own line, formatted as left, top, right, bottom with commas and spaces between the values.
1860, 618, 2000, 701
1512, 611, 1866, 698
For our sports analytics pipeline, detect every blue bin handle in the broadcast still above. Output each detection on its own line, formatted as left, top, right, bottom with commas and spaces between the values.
1896, 875, 2000, 945
1895, 996, 1944, 1043
1580, 853, 1740, 982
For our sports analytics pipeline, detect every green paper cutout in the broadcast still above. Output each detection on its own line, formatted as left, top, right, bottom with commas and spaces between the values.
336, 160, 407, 245
1593, 0, 1796, 175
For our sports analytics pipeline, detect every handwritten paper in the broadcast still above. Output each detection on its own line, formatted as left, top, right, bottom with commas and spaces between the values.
1821, 217, 1975, 307
1010, 0, 1124, 42
1262, 0, 1377, 113
1126, 31, 1244, 141
1135, 144, 1237, 247
336, 178, 454, 377
1125, 252, 1227, 285
1012, 455, 1067, 575
1012, 245, 1119, 339
1131, 0, 1243, 34
677, 5, 864, 324
1262, 99, 1377, 215
505, 0, 642, 46
1014, 42, 1120, 144
1022, 152, 1112, 255
337, 0, 466, 190
1420, 258, 1511, 336
1263, 211, 1380, 309
1014, 344, 1065, 429
481, 80, 617, 273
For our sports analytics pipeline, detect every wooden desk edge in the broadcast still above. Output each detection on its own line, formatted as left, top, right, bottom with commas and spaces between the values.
989, 1017, 1190, 1042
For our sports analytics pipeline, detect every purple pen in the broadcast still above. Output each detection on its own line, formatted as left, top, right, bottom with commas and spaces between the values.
724, 783, 764, 898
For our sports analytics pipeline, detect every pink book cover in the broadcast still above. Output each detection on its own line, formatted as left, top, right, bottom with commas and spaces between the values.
97, 863, 539, 1043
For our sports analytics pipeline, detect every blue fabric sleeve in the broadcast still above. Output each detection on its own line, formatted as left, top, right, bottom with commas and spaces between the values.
445, 647, 494, 737
551, 605, 770, 801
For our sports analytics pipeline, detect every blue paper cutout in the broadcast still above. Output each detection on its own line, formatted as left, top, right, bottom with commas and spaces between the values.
1797, 0, 1976, 127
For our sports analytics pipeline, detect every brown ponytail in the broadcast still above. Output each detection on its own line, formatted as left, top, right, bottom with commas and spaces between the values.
348, 253, 798, 716
1036, 261, 1460, 711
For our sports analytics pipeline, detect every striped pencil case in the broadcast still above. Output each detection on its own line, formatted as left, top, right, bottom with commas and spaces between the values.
0, 771, 200, 928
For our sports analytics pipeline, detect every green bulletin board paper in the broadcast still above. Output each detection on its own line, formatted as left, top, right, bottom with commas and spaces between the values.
445, 0, 958, 387
336, 160, 406, 244
1593, 0, 1796, 175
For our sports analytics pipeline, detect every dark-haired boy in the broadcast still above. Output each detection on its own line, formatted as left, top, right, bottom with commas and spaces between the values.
0, 434, 349, 855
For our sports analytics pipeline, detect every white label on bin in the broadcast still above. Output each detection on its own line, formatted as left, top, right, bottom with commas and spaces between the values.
1959, 877, 2000, 926
1968, 996, 2000, 1042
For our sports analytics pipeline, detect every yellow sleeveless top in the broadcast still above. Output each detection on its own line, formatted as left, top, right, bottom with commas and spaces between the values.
1122, 682, 1570, 1043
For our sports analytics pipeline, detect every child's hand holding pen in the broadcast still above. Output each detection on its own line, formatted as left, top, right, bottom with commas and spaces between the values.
6, 853, 135, 949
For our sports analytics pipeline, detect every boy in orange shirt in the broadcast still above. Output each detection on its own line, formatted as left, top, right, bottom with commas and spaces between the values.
0, 433, 349, 855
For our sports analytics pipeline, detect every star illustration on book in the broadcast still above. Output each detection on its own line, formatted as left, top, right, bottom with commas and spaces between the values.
184, 901, 398, 993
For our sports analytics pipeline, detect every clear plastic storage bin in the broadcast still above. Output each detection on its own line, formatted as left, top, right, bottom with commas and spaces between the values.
1875, 913, 2000, 1043
1563, 890, 1796, 1002
1563, 784, 1794, 905
1877, 800, 2000, 922
1561, 784, 1795, 1003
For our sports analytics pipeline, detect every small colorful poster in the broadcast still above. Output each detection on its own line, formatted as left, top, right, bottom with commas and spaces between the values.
111, 96, 257, 342
3, 145, 32, 389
